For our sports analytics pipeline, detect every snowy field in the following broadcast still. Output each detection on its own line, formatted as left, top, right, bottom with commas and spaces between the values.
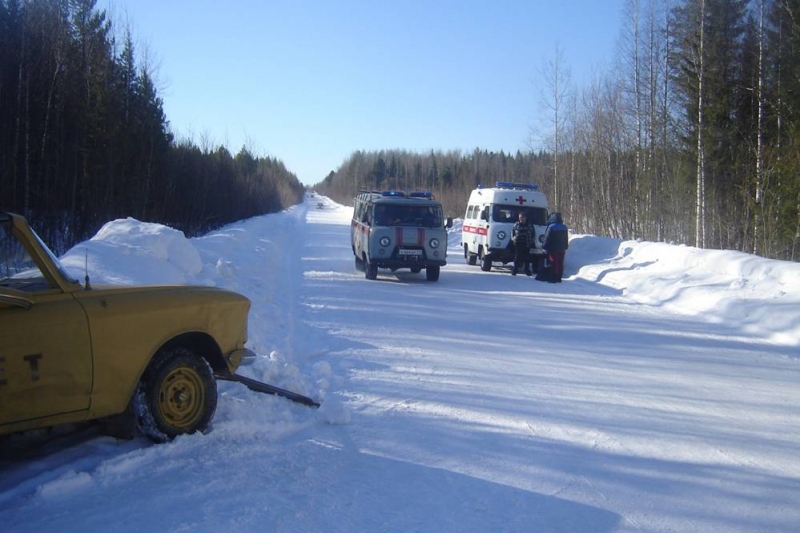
2, 194, 799, 533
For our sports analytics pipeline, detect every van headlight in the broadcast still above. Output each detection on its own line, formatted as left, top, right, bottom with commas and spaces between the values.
429, 238, 440, 249
498, 231, 506, 240
539, 234, 545, 243
380, 236, 390, 247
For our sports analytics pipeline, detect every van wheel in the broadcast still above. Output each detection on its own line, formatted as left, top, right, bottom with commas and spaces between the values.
464, 245, 477, 266
426, 265, 440, 281
355, 255, 365, 272
480, 252, 492, 272
365, 258, 378, 280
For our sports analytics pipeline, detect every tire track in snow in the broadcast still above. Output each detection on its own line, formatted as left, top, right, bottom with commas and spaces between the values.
280, 204, 309, 359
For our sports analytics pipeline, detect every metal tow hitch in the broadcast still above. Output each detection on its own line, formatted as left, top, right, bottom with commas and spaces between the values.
215, 370, 320, 408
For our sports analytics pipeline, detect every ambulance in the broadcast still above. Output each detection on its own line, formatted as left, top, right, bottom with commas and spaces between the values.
460, 181, 549, 272
351, 190, 452, 281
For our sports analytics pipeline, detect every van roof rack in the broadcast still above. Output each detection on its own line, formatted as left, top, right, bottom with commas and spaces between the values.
377, 190, 436, 199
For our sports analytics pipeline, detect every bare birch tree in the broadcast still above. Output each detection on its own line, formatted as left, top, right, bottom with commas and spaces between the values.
538, 42, 572, 209
695, 0, 707, 248
753, 0, 766, 255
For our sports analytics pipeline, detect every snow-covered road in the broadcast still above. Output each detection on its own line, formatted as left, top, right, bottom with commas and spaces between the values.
2, 196, 799, 532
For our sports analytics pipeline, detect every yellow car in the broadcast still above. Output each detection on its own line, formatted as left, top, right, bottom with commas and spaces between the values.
0, 212, 257, 442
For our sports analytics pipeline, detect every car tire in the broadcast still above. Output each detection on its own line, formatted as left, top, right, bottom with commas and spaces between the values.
134, 347, 217, 443
355, 255, 365, 272
426, 265, 440, 281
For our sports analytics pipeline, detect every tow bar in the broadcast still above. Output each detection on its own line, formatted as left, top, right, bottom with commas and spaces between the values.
215, 370, 320, 408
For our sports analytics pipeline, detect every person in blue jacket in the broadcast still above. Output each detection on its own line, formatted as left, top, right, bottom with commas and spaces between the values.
542, 212, 569, 282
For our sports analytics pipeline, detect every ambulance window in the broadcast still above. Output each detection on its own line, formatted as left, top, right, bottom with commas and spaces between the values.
491, 206, 515, 222
525, 207, 548, 225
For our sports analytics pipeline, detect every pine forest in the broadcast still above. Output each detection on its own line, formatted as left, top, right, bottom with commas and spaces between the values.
0, 0, 305, 252
3, 0, 800, 261
318, 0, 800, 261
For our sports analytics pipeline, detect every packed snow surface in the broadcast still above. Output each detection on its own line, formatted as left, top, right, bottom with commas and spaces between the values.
2, 195, 799, 533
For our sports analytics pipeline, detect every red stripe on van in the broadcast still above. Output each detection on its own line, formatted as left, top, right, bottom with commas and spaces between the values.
463, 225, 488, 236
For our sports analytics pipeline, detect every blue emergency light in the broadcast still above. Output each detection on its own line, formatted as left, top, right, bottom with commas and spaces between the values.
381, 191, 406, 197
495, 181, 539, 190
409, 191, 433, 199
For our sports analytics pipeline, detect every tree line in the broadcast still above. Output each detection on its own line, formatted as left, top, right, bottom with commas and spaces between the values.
0, 0, 304, 253
316, 0, 800, 262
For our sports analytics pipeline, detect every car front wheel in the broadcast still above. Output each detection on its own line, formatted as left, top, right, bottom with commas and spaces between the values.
134, 347, 217, 442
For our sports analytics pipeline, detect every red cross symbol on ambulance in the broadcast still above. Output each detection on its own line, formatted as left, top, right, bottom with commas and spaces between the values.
515, 195, 527, 205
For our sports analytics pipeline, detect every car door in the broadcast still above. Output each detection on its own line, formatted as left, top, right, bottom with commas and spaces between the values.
0, 226, 93, 428
0, 291, 93, 426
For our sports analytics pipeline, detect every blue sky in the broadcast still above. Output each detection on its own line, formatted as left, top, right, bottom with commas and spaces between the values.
101, 0, 625, 185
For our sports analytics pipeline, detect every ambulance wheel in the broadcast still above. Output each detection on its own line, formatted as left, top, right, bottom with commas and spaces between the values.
355, 255, 365, 272
480, 254, 492, 272
464, 245, 477, 265
365, 258, 378, 280
426, 265, 440, 281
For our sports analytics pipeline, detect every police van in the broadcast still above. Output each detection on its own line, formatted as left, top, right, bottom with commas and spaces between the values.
351, 190, 452, 281
461, 181, 549, 272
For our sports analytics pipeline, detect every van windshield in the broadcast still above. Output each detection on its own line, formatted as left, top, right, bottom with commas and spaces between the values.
374, 205, 443, 227
491, 205, 548, 225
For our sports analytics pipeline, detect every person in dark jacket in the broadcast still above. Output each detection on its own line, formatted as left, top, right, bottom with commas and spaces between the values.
543, 212, 568, 282
511, 212, 535, 276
